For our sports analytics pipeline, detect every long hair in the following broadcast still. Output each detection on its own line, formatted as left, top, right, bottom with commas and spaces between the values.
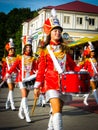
42, 34, 69, 53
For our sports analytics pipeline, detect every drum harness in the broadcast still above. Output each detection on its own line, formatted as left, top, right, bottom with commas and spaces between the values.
47, 45, 66, 91
22, 55, 36, 90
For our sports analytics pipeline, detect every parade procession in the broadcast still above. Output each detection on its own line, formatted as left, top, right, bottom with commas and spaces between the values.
0, 6, 98, 130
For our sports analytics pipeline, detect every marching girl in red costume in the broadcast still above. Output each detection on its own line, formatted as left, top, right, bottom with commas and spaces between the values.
6, 36, 37, 123
35, 53, 46, 107
33, 9, 80, 130
2, 38, 17, 110
82, 42, 98, 105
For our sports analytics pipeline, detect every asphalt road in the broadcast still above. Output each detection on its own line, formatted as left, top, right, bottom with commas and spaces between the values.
0, 87, 98, 130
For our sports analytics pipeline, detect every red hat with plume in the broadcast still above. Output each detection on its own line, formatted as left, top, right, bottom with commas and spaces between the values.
5, 38, 15, 51
22, 35, 32, 47
43, 8, 63, 35
83, 41, 95, 56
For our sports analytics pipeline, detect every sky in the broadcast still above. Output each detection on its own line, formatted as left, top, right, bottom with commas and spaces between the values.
0, 0, 98, 14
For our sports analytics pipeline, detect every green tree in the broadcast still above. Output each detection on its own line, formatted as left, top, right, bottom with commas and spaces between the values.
0, 12, 7, 60
0, 8, 38, 60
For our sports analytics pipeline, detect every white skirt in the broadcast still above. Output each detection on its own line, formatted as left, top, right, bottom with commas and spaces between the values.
18, 81, 34, 90
45, 89, 72, 104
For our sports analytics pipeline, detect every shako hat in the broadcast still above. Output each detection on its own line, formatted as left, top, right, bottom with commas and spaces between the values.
5, 38, 15, 51
43, 8, 63, 35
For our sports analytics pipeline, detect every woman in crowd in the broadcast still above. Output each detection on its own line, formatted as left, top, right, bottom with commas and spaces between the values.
6, 36, 37, 123
2, 38, 17, 110
33, 9, 80, 130
82, 42, 98, 106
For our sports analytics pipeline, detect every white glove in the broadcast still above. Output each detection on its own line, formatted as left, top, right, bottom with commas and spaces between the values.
80, 69, 87, 71
33, 70, 38, 74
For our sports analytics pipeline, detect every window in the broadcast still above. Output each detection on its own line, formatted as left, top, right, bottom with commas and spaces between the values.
89, 18, 95, 26
64, 16, 70, 24
76, 17, 82, 25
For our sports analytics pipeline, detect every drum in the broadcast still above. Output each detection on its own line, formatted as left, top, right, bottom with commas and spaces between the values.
24, 79, 35, 90
23, 74, 36, 90
61, 71, 90, 93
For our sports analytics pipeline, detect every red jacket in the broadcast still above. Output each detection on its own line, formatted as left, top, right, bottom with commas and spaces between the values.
83, 58, 98, 77
2, 56, 18, 80
7, 55, 37, 82
35, 49, 80, 92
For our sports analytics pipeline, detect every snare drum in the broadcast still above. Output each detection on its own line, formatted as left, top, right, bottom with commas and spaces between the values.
61, 71, 90, 93
24, 79, 35, 90
23, 74, 36, 90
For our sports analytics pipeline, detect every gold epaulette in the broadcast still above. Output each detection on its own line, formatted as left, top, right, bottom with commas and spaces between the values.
78, 61, 84, 65
16, 54, 22, 60
32, 57, 35, 61
39, 48, 48, 56
44, 48, 48, 55
2, 57, 6, 62
85, 58, 90, 62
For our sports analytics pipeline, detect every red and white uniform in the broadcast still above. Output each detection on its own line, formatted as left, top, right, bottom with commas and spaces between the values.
34, 44, 80, 100
7, 55, 37, 89
2, 56, 18, 83
83, 58, 98, 81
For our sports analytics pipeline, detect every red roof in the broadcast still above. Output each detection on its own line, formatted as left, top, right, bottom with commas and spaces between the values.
43, 0, 98, 14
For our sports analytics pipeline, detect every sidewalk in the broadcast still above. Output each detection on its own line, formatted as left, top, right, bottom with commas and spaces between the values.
0, 87, 98, 130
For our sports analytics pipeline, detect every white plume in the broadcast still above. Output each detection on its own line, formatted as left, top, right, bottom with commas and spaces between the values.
51, 8, 56, 18
9, 38, 13, 43
88, 41, 94, 51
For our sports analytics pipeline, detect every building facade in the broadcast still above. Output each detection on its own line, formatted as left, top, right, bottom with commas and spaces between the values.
22, 0, 98, 54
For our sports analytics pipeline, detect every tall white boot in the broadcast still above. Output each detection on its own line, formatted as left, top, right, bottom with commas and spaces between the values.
18, 99, 24, 120
38, 94, 42, 106
22, 97, 31, 123
47, 114, 54, 130
53, 113, 63, 130
83, 93, 89, 106
5, 92, 10, 110
42, 96, 46, 107
9, 90, 16, 110
93, 89, 98, 104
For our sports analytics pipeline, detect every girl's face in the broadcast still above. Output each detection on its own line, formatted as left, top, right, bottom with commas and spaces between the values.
90, 51, 95, 58
8, 48, 15, 56
25, 45, 32, 55
50, 28, 62, 44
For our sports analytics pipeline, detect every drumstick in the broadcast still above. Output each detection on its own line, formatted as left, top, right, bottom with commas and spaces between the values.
31, 97, 38, 115
0, 80, 5, 88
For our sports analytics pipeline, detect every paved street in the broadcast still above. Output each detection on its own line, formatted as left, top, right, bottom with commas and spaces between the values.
0, 87, 98, 130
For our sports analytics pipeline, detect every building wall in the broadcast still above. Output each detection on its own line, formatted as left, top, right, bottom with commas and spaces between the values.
22, 8, 98, 54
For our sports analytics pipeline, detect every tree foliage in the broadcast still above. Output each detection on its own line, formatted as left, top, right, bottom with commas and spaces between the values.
0, 8, 38, 60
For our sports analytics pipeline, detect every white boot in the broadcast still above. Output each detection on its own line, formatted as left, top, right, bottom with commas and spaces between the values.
42, 99, 46, 107
38, 94, 42, 106
83, 93, 89, 106
93, 89, 98, 104
18, 99, 24, 120
47, 114, 54, 130
5, 92, 10, 110
9, 90, 16, 110
22, 97, 31, 123
53, 113, 63, 130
